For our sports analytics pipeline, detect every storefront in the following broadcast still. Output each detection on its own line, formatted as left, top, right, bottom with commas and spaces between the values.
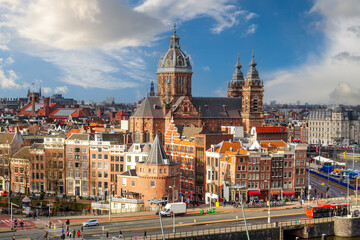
248, 190, 261, 202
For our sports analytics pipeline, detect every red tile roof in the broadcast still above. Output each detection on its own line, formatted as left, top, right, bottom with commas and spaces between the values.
256, 126, 286, 133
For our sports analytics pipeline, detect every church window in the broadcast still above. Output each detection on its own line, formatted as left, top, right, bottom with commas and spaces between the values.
135, 131, 141, 143
184, 107, 188, 112
144, 132, 150, 142
253, 98, 258, 112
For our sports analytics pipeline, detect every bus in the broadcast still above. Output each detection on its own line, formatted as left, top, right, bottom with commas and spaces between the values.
306, 203, 349, 218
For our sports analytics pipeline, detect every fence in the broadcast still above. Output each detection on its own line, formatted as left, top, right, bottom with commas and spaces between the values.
113, 217, 333, 240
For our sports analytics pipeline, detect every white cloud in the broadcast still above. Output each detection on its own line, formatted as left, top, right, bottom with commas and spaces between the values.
245, 24, 257, 36
54, 86, 68, 94
265, 0, 360, 105
42, 87, 52, 95
135, 0, 255, 34
0, 0, 257, 92
202, 66, 210, 71
4, 57, 14, 65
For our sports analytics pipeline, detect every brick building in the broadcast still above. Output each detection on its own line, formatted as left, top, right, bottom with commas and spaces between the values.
130, 27, 264, 143
117, 135, 180, 207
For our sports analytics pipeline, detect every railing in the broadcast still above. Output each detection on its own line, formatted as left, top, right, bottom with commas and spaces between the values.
114, 217, 333, 240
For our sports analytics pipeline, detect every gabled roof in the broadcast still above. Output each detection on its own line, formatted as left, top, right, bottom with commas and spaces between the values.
211, 141, 242, 154
132, 97, 165, 118
256, 126, 286, 133
13, 146, 30, 159
143, 134, 169, 165
175, 125, 202, 139
116, 110, 127, 116
191, 97, 242, 118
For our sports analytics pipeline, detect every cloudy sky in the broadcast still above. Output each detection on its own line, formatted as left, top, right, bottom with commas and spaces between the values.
0, 0, 359, 105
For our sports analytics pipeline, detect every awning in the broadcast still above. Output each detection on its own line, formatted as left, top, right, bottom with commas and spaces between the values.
283, 191, 295, 196
248, 191, 261, 196
271, 190, 281, 195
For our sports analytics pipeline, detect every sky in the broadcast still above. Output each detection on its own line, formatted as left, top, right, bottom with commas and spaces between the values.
0, 0, 359, 105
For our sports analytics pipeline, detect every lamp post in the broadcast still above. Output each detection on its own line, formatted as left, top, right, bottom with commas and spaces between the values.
10, 202, 19, 230
264, 180, 270, 224
169, 186, 175, 233
148, 198, 167, 240
230, 185, 250, 240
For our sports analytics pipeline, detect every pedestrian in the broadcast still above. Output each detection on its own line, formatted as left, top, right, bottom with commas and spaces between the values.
92, 209, 95, 215
77, 230, 81, 238
44, 231, 48, 239
72, 229, 76, 238
20, 220, 24, 230
144, 230, 147, 238
81, 226, 83, 232
66, 219, 70, 226
119, 231, 123, 238
106, 231, 109, 239
69, 231, 72, 238
61, 233, 65, 240
48, 221, 52, 229
66, 230, 69, 237
12, 233, 15, 240
14, 219, 18, 229
62, 228, 65, 234
88, 206, 90, 214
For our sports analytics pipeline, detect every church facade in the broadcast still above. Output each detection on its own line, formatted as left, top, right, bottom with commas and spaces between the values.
130, 28, 264, 143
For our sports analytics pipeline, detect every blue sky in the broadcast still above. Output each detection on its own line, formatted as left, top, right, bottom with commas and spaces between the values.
0, 0, 359, 105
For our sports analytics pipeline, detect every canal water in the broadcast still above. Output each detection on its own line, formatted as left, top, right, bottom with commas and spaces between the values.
313, 237, 360, 240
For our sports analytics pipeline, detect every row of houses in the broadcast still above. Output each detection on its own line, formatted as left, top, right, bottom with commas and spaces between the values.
1, 124, 307, 206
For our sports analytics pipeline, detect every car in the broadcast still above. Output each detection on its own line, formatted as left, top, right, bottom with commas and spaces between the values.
82, 219, 99, 227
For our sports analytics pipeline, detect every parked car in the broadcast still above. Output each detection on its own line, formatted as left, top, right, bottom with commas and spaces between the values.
82, 219, 99, 227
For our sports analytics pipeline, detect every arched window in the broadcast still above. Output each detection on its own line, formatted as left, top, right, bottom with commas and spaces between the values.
135, 131, 141, 143
144, 132, 150, 143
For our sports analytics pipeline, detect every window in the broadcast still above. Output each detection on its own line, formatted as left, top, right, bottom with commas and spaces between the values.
82, 148, 87, 153
92, 162, 96, 168
75, 148, 80, 153
104, 162, 108, 169
98, 162, 102, 169
98, 154, 102, 160
104, 171, 108, 178
132, 181, 135, 187
289, 172, 292, 178
75, 170, 80, 178
75, 162, 80, 168
150, 181, 155, 188
68, 147, 73, 153
122, 178, 127, 186
120, 156, 124, 162
92, 171, 95, 177
82, 155, 87, 161
104, 154, 108, 160
92, 154, 96, 159
135, 156, 139, 162
98, 171, 102, 178
82, 162, 87, 169
83, 171, 88, 178
127, 156, 131, 162
68, 170, 73, 178
116, 156, 120, 162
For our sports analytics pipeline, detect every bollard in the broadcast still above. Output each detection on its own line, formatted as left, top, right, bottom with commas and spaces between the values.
321, 233, 326, 240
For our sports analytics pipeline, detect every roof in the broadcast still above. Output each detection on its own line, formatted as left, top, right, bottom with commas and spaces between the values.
120, 169, 137, 176
128, 143, 151, 153
116, 110, 127, 116
256, 126, 286, 133
67, 129, 81, 138
13, 146, 30, 159
191, 97, 242, 118
0, 133, 14, 144
30, 143, 44, 150
143, 134, 169, 165
176, 125, 202, 139
68, 133, 89, 141
101, 133, 126, 144
132, 97, 165, 118
211, 141, 242, 154
259, 140, 287, 148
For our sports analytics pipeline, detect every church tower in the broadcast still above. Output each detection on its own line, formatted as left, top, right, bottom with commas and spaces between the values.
157, 24, 192, 104
227, 54, 244, 97
241, 52, 264, 133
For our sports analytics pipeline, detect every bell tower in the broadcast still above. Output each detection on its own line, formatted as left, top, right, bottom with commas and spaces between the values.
228, 53, 244, 98
242, 51, 264, 133
156, 24, 193, 104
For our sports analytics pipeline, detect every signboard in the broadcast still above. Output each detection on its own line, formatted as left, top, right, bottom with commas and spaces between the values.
215, 202, 219, 207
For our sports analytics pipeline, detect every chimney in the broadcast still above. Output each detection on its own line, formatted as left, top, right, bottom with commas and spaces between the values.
44, 97, 50, 116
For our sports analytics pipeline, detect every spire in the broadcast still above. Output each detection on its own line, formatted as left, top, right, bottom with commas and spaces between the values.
149, 81, 155, 96
144, 134, 169, 165
247, 49, 259, 79
170, 23, 180, 49
232, 52, 243, 79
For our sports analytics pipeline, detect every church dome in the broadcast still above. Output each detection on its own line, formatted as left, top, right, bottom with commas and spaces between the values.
157, 25, 192, 73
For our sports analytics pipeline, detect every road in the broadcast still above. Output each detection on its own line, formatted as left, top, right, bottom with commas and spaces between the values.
0, 207, 306, 240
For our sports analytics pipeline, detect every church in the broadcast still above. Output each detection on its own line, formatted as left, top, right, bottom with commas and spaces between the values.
130, 27, 264, 143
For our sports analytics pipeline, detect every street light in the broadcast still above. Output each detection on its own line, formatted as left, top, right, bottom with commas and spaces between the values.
230, 185, 250, 240
169, 186, 175, 233
264, 180, 270, 224
10, 202, 19, 230
148, 198, 167, 240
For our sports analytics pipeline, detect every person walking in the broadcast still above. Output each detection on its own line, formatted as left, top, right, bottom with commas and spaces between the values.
77, 230, 81, 238
144, 230, 147, 239
119, 231, 123, 238
106, 231, 109, 239
44, 231, 48, 239
72, 229, 76, 238
61, 233, 65, 240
